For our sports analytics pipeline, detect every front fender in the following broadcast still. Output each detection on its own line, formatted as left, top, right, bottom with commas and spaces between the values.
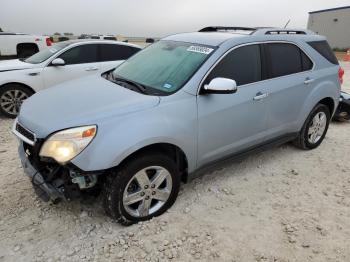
71, 92, 197, 172
0, 69, 44, 92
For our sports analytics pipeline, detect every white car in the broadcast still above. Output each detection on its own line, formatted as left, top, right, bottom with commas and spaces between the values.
0, 32, 52, 59
0, 40, 141, 117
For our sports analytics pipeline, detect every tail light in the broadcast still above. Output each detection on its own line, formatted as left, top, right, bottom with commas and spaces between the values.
339, 67, 345, 85
46, 37, 52, 46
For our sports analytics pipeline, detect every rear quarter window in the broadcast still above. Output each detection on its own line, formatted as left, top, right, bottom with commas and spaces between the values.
307, 40, 338, 65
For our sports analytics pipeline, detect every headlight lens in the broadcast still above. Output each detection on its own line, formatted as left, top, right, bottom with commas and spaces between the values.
39, 125, 97, 164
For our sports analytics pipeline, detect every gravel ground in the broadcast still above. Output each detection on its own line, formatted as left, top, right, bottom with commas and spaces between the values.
0, 63, 349, 262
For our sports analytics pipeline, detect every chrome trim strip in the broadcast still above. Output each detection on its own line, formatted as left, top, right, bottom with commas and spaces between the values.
197, 40, 316, 95
11, 119, 36, 146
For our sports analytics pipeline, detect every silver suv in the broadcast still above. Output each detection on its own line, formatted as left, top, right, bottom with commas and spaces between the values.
13, 27, 342, 225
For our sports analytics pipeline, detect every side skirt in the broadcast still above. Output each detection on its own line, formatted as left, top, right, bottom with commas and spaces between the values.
188, 133, 298, 181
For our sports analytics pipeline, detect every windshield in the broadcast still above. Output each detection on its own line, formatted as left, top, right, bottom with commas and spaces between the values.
24, 42, 70, 64
112, 41, 215, 94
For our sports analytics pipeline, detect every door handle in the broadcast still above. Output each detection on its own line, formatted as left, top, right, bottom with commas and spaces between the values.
304, 78, 315, 85
85, 67, 98, 72
253, 92, 269, 101
28, 72, 40, 76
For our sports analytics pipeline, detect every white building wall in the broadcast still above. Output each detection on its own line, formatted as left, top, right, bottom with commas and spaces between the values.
308, 7, 350, 49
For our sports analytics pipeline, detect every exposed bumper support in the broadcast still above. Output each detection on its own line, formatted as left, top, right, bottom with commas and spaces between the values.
18, 144, 65, 202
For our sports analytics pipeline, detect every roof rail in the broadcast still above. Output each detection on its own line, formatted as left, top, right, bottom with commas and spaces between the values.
199, 26, 256, 34
265, 29, 307, 35
198, 27, 314, 36
252, 28, 313, 36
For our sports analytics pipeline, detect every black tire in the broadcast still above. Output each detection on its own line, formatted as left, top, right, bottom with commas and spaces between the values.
102, 153, 180, 226
293, 104, 331, 150
0, 84, 34, 118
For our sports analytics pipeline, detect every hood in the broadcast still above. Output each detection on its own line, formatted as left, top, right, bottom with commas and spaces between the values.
0, 59, 37, 72
18, 75, 160, 138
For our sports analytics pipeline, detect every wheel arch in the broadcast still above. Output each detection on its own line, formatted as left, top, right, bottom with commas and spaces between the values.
0, 82, 36, 95
116, 143, 189, 183
16, 43, 39, 53
318, 97, 335, 115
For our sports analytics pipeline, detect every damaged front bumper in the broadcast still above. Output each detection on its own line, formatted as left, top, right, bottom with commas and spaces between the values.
19, 143, 66, 202
18, 141, 100, 203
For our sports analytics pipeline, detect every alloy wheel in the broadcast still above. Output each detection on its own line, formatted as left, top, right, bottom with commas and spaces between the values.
0, 89, 28, 116
308, 112, 327, 144
123, 166, 173, 218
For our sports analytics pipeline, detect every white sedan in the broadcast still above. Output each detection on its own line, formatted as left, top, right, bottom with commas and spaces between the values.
0, 40, 141, 118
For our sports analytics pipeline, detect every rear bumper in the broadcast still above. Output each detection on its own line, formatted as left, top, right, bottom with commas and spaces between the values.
18, 143, 65, 202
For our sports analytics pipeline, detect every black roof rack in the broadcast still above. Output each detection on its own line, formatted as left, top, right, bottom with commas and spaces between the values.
199, 26, 256, 33
198, 27, 310, 36
265, 30, 307, 35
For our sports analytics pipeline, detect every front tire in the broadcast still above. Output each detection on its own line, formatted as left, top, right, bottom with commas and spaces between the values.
102, 153, 180, 225
293, 104, 330, 150
0, 84, 34, 118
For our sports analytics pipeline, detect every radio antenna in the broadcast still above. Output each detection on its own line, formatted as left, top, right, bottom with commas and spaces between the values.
284, 19, 291, 28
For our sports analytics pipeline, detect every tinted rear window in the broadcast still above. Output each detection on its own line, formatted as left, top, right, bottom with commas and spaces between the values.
301, 51, 313, 71
266, 43, 304, 78
58, 44, 98, 64
308, 40, 338, 65
99, 44, 140, 61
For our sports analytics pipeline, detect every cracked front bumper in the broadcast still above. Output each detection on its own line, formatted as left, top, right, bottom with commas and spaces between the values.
18, 143, 65, 202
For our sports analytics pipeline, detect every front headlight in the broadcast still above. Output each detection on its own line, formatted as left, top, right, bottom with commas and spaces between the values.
39, 125, 97, 164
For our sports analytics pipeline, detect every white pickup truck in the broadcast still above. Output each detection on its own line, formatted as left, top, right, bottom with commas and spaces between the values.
0, 32, 52, 59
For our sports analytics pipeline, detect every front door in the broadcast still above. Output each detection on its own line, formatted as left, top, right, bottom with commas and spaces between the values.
197, 44, 269, 167
42, 44, 100, 88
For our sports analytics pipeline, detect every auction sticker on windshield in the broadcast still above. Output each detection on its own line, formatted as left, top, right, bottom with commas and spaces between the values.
187, 46, 214, 55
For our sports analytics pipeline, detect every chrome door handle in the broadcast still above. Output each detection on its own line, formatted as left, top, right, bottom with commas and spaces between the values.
304, 78, 315, 85
253, 92, 269, 101
85, 67, 98, 72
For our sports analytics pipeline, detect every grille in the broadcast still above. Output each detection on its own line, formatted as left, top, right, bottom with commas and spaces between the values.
16, 122, 35, 142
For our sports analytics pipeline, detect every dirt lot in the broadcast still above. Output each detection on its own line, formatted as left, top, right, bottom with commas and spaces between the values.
0, 63, 349, 262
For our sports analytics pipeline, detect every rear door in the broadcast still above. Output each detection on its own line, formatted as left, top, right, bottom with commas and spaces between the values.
98, 43, 140, 72
42, 44, 100, 88
262, 42, 314, 139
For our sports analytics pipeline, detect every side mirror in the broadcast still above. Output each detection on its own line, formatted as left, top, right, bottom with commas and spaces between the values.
51, 58, 65, 66
203, 77, 237, 94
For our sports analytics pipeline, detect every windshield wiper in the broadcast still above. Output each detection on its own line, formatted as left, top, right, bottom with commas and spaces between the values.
112, 76, 147, 94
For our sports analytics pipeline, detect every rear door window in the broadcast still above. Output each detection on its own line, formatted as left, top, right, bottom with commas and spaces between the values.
204, 44, 262, 86
99, 44, 140, 62
265, 43, 313, 78
58, 44, 98, 65
307, 40, 338, 65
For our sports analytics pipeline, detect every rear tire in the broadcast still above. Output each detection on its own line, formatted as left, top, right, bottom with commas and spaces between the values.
102, 153, 180, 226
293, 104, 330, 150
0, 84, 34, 118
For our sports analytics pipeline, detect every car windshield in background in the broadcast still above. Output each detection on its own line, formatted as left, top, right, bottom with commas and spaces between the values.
112, 41, 215, 94
24, 42, 69, 64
